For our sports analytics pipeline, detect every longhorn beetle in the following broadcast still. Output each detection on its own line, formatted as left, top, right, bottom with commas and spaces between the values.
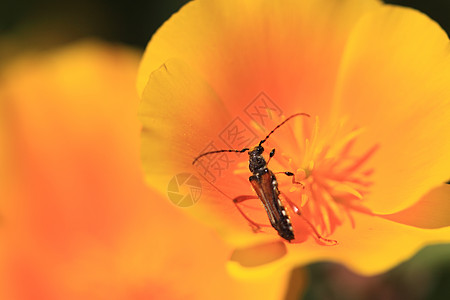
192, 113, 337, 244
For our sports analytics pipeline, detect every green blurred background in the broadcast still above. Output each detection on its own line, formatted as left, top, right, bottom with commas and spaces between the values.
1, 0, 449, 299
1, 0, 449, 53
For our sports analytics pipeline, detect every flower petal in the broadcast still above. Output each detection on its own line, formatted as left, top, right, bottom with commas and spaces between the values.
140, 59, 240, 236
0, 41, 290, 299
229, 211, 450, 276
333, 5, 450, 213
230, 241, 288, 268
138, 0, 391, 248
380, 184, 450, 229
140, 59, 291, 247
117, 189, 292, 300
138, 0, 382, 119
139, 58, 230, 189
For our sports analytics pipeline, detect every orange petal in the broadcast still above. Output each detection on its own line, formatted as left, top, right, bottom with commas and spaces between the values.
0, 41, 290, 299
119, 188, 293, 300
333, 6, 450, 213
138, 0, 382, 119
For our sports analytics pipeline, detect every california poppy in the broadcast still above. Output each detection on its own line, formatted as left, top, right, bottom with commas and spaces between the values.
138, 0, 450, 275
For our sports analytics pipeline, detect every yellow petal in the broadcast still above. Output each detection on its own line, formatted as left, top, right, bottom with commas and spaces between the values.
138, 0, 382, 119
230, 241, 288, 268
380, 184, 450, 229
229, 211, 450, 276
139, 58, 230, 191
333, 6, 450, 213
139, 59, 250, 241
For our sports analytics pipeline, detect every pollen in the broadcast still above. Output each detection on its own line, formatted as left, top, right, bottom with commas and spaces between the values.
279, 116, 379, 236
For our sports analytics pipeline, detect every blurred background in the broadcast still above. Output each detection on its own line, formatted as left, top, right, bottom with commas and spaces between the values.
1, 0, 449, 57
1, 0, 449, 299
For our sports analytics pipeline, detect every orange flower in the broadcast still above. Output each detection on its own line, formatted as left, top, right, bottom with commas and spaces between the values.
137, 0, 450, 275
0, 41, 292, 299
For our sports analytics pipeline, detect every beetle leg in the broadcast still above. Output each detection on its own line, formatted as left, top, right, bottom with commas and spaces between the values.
275, 171, 305, 188
266, 148, 276, 165
281, 193, 338, 246
233, 195, 271, 232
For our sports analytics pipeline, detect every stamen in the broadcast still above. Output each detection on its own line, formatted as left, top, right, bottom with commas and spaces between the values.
267, 115, 377, 238
230, 114, 376, 242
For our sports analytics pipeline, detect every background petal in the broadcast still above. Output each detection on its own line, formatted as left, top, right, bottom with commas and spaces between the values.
0, 41, 289, 299
333, 6, 450, 213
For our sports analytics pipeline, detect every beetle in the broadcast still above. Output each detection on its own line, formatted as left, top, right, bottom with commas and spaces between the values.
193, 113, 337, 244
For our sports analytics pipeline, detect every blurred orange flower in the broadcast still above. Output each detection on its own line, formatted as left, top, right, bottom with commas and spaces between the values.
0, 41, 292, 299
137, 0, 450, 275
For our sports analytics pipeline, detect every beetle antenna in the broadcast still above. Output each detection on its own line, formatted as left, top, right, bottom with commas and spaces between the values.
259, 113, 310, 146
192, 148, 249, 165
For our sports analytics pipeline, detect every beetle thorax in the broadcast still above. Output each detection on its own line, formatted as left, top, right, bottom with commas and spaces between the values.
248, 146, 267, 173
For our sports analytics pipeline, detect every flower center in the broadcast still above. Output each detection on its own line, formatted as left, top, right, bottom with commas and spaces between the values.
237, 115, 378, 239
281, 116, 378, 236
